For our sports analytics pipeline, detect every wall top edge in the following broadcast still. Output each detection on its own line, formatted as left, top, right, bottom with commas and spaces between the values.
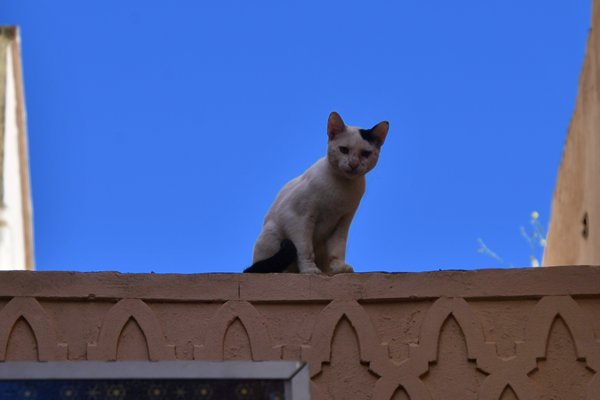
0, 266, 599, 301
0, 27, 18, 40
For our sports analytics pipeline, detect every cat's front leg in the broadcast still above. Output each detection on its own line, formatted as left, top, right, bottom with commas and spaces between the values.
298, 260, 321, 274
296, 243, 321, 274
329, 259, 354, 274
288, 216, 321, 274
326, 214, 355, 274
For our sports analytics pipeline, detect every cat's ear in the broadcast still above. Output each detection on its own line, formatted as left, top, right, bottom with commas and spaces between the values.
328, 112, 346, 140
370, 121, 389, 147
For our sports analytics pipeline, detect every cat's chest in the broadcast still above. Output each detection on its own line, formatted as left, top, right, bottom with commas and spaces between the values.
303, 175, 363, 232
311, 183, 360, 214
271, 160, 365, 228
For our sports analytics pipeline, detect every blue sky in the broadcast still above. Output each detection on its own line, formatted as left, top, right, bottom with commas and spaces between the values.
1, 1, 592, 273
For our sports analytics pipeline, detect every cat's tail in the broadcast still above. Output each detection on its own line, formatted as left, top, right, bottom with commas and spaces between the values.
244, 239, 297, 273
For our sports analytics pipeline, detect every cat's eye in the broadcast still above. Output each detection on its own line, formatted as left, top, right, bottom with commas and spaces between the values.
339, 146, 349, 154
361, 150, 372, 158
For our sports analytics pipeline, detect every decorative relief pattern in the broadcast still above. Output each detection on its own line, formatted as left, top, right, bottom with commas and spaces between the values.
0, 297, 67, 361
0, 281, 599, 400
303, 300, 389, 377
194, 300, 280, 361
87, 299, 175, 361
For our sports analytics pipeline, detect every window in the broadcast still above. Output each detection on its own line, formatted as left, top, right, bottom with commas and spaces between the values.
0, 361, 309, 400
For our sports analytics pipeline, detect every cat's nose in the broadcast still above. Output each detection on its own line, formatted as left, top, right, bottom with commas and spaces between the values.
349, 160, 360, 170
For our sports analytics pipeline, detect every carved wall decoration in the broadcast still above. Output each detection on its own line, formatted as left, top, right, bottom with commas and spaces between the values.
0, 267, 599, 400
0, 297, 67, 361
303, 300, 389, 377
87, 299, 175, 361
194, 300, 280, 361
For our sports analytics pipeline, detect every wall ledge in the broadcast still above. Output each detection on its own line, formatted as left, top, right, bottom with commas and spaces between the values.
2, 266, 600, 399
1, 266, 599, 301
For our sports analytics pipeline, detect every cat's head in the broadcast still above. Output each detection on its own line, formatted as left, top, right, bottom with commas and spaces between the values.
326, 112, 389, 179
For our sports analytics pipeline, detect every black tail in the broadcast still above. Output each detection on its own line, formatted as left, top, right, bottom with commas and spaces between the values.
244, 239, 297, 273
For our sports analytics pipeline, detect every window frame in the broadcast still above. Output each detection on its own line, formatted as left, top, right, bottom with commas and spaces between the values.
0, 361, 310, 399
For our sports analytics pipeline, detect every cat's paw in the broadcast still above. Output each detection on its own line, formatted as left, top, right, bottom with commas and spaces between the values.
329, 260, 354, 274
298, 262, 321, 274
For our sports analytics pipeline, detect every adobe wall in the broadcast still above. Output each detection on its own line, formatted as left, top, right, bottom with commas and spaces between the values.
1, 268, 600, 399
544, 2, 599, 266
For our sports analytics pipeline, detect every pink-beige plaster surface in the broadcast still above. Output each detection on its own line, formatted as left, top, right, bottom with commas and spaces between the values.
544, 0, 600, 266
1, 267, 600, 399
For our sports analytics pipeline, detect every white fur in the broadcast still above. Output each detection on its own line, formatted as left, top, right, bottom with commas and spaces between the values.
252, 113, 388, 273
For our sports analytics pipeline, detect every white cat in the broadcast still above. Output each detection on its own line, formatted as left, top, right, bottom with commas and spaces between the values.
245, 112, 389, 273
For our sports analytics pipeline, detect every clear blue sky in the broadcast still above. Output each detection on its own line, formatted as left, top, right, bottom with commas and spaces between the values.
1, 1, 592, 273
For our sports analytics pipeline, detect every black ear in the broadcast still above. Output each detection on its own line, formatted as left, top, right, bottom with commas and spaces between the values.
327, 112, 346, 140
369, 121, 389, 147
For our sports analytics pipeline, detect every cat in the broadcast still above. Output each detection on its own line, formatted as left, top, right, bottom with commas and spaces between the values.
244, 112, 389, 273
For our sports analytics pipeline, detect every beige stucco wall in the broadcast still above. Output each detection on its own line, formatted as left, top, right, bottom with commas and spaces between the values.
0, 27, 34, 270
544, 2, 600, 266
1, 268, 600, 399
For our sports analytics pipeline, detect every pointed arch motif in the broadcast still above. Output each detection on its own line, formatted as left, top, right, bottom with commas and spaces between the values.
87, 299, 175, 360
409, 297, 538, 400
410, 297, 496, 372
521, 296, 600, 372
519, 296, 600, 400
194, 300, 279, 361
303, 300, 436, 400
301, 299, 389, 377
372, 374, 433, 400
480, 296, 600, 400
499, 385, 519, 400
0, 297, 67, 360
479, 370, 537, 400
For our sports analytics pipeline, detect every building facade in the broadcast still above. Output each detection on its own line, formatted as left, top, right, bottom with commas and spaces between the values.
0, 27, 34, 271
